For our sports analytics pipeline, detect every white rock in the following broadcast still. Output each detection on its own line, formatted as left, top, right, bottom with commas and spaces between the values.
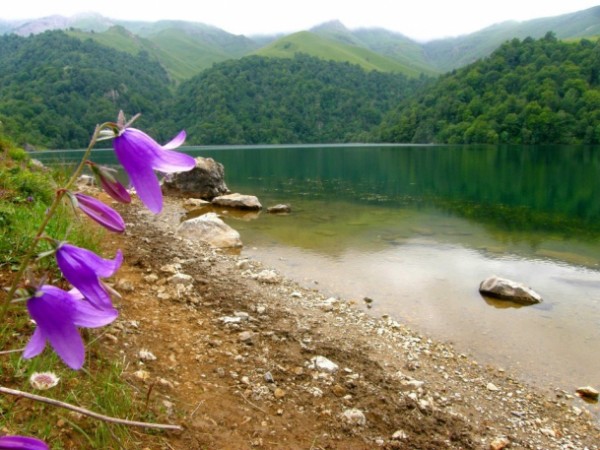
184, 198, 210, 208
212, 193, 262, 210
479, 275, 542, 305
309, 356, 339, 373
220, 316, 242, 324
160, 263, 181, 274
138, 349, 157, 361
256, 269, 280, 284
392, 430, 408, 440
487, 382, 500, 392
169, 273, 193, 285
341, 408, 366, 426
177, 213, 242, 248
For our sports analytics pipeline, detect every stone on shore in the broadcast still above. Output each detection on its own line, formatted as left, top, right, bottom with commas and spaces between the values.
177, 212, 242, 248
479, 276, 542, 305
212, 193, 262, 210
163, 157, 229, 200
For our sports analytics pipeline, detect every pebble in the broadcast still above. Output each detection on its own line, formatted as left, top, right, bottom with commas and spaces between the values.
264, 371, 274, 383
255, 270, 280, 284
169, 273, 194, 285
487, 382, 500, 392
274, 388, 285, 399
575, 386, 599, 401
489, 436, 510, 450
160, 263, 181, 274
143, 274, 159, 283
133, 369, 151, 381
238, 331, 256, 344
392, 430, 408, 440
309, 356, 339, 373
341, 408, 366, 426
138, 349, 157, 361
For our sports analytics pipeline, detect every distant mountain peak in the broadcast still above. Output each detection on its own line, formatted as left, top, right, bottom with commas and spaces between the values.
310, 20, 349, 33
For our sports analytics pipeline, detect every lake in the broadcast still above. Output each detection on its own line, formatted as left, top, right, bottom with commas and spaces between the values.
35, 144, 600, 397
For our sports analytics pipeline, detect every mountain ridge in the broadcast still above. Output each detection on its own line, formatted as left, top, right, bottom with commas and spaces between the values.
1, 7, 599, 81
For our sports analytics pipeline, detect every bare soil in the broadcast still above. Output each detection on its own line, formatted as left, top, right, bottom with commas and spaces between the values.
99, 192, 599, 450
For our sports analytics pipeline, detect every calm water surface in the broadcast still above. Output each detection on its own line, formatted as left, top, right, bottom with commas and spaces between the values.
36, 145, 600, 400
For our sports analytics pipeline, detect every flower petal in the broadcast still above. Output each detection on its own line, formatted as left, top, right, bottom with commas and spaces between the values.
73, 300, 118, 328
75, 193, 125, 233
26, 286, 85, 370
58, 244, 121, 278
56, 244, 121, 309
162, 130, 186, 150
0, 435, 49, 450
22, 327, 46, 359
89, 164, 131, 203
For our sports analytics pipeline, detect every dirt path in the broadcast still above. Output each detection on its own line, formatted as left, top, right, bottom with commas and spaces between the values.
100, 193, 600, 449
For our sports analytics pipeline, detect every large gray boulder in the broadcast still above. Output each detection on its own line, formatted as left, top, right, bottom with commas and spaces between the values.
212, 193, 262, 210
163, 157, 229, 200
479, 275, 542, 305
177, 212, 242, 248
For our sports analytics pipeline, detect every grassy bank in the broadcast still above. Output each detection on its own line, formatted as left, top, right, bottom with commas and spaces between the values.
0, 137, 152, 448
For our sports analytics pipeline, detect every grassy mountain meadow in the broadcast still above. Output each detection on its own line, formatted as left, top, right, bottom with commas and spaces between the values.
0, 7, 599, 147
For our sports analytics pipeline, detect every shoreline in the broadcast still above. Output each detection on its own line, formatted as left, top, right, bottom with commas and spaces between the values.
104, 191, 600, 449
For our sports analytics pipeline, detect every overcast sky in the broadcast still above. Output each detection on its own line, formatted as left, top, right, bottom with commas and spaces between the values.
2, 0, 599, 41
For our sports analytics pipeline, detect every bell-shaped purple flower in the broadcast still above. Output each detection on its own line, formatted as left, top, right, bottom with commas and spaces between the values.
55, 243, 122, 310
88, 163, 131, 204
73, 192, 125, 233
112, 128, 196, 214
23, 285, 118, 370
0, 435, 49, 450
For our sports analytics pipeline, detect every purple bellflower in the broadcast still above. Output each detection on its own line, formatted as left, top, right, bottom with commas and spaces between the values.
0, 435, 49, 450
88, 162, 131, 204
73, 192, 125, 233
112, 128, 195, 213
23, 285, 118, 370
55, 243, 122, 310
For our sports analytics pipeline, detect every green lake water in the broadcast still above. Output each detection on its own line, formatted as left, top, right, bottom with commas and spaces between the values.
35, 144, 600, 399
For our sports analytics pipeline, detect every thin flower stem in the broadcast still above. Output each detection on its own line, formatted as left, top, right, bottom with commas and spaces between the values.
0, 122, 114, 324
0, 386, 183, 431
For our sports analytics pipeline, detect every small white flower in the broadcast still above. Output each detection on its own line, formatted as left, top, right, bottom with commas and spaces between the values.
29, 372, 60, 390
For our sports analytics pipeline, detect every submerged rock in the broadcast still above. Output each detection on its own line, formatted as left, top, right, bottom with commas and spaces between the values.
212, 193, 262, 210
267, 204, 292, 214
177, 212, 242, 248
479, 276, 542, 305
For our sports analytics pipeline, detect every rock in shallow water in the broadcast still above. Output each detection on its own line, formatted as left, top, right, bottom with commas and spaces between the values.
479, 275, 542, 305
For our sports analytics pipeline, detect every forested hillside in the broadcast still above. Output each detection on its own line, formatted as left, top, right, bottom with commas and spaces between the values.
172, 54, 426, 144
0, 31, 172, 148
375, 34, 600, 144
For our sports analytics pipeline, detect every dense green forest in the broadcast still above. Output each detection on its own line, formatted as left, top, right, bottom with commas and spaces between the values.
173, 54, 425, 144
1, 29, 600, 147
0, 30, 172, 148
375, 33, 600, 144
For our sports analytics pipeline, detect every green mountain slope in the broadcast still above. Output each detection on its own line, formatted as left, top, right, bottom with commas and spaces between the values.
0, 30, 172, 148
375, 34, 600, 145
67, 22, 260, 82
424, 6, 600, 71
254, 31, 425, 76
173, 54, 425, 144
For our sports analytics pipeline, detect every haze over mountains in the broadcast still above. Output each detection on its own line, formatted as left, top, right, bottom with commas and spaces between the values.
1, 6, 599, 81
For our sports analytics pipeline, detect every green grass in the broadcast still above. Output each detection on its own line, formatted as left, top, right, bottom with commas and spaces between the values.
254, 31, 426, 77
0, 137, 157, 448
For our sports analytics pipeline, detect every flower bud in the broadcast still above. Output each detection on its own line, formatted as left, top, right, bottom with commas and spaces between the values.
88, 163, 131, 204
